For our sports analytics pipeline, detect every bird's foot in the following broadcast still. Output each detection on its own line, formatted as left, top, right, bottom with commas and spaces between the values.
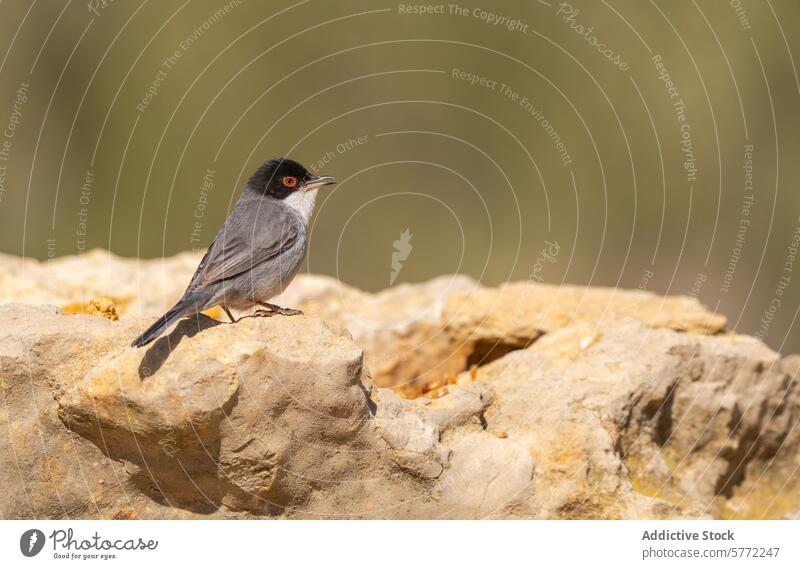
254, 306, 303, 318
278, 307, 304, 316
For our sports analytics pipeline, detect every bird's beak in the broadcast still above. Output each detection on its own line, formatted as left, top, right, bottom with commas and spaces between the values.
301, 175, 336, 192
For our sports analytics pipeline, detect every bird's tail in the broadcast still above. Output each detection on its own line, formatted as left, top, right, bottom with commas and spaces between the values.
131, 301, 190, 348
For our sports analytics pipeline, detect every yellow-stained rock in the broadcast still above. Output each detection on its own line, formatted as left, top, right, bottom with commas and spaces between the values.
87, 296, 119, 320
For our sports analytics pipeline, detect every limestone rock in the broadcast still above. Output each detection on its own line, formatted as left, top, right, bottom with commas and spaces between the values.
0, 249, 202, 319
0, 304, 189, 519
442, 282, 727, 344
57, 313, 395, 515
272, 274, 482, 394
0, 251, 798, 520
373, 388, 452, 479
0, 251, 727, 395
435, 432, 534, 519
0, 303, 496, 518
459, 318, 798, 519
279, 279, 728, 395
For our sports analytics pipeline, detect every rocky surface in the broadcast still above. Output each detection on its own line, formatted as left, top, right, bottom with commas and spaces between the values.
0, 250, 798, 519
0, 249, 727, 395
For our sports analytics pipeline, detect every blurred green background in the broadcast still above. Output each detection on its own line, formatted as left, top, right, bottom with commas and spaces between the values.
1, 0, 800, 352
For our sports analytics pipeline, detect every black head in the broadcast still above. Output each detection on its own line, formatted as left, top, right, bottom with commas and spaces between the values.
247, 157, 335, 199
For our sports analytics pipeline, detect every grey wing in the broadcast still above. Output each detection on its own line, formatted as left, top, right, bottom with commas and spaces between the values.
187, 202, 298, 290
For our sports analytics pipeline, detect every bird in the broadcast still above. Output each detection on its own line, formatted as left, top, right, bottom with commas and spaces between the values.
131, 157, 335, 347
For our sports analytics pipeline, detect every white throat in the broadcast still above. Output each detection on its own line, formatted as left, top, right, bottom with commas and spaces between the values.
284, 189, 318, 224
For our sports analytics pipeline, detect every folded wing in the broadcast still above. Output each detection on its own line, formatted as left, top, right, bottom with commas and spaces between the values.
187, 199, 299, 289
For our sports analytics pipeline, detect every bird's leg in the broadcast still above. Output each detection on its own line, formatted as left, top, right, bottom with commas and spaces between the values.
222, 306, 238, 323
254, 301, 303, 317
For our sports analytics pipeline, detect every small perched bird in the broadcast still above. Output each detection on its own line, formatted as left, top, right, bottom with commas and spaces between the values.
132, 157, 335, 347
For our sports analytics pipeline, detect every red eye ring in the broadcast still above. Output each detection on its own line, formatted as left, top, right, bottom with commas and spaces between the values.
283, 176, 298, 188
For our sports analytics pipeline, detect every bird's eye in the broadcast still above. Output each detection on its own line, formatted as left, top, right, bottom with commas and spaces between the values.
283, 176, 298, 188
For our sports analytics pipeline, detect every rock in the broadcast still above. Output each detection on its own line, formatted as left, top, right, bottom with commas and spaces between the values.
0, 249, 203, 319
54, 311, 409, 516
0, 303, 493, 518
0, 251, 478, 394
2, 252, 727, 396
0, 251, 798, 519
0, 304, 187, 519
373, 388, 452, 479
278, 279, 728, 396
435, 432, 534, 519
86, 297, 119, 321
719, 353, 800, 519
442, 281, 727, 343
457, 319, 798, 519
273, 274, 483, 395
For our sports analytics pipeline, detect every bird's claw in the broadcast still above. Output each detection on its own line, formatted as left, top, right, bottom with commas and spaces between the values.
254, 307, 303, 318
278, 308, 304, 316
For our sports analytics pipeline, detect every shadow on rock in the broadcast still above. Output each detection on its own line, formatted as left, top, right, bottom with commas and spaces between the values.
138, 313, 222, 380
62, 388, 250, 515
